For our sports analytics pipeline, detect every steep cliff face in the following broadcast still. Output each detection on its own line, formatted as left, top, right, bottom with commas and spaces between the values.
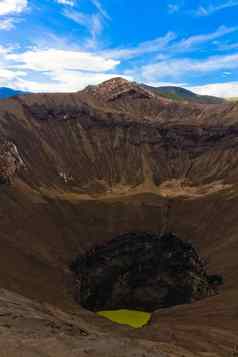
0, 78, 238, 356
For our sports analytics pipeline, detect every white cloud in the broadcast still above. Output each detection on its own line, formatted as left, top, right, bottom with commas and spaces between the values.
61, 1, 110, 49
188, 82, 238, 98
91, 0, 110, 20
0, 0, 27, 16
0, 0, 27, 31
7, 48, 119, 72
63, 7, 106, 48
0, 67, 26, 87
137, 52, 238, 82
0, 46, 122, 91
168, 3, 180, 13
64, 10, 103, 43
124, 27, 238, 83
173, 25, 237, 51
0, 17, 15, 30
145, 81, 187, 87
0, 44, 11, 54
195, 0, 238, 16
104, 26, 237, 61
0, 68, 25, 80
14, 71, 130, 92
217, 42, 238, 51
56, 0, 75, 5
104, 32, 177, 59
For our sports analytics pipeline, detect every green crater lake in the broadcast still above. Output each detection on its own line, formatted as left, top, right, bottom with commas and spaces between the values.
97, 310, 151, 328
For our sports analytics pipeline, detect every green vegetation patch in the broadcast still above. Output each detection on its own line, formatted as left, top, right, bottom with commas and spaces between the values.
97, 309, 151, 328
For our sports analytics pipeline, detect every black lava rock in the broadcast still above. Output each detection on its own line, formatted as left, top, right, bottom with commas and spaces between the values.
70, 232, 221, 312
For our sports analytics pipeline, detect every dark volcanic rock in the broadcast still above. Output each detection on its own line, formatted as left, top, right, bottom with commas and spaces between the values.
70, 232, 218, 312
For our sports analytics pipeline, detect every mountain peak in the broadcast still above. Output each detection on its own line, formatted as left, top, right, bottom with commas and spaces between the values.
98, 77, 131, 88
86, 77, 132, 94
84, 77, 154, 102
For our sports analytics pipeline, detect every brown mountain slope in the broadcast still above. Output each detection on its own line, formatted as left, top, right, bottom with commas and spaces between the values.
0, 78, 238, 356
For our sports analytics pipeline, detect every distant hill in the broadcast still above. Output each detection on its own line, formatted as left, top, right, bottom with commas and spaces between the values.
0, 84, 225, 104
142, 84, 225, 104
0, 87, 28, 100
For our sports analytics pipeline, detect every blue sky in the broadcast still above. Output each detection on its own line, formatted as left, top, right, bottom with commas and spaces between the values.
0, 0, 238, 96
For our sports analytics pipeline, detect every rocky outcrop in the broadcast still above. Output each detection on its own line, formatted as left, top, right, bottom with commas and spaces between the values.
70, 232, 220, 312
0, 141, 24, 184
84, 77, 155, 102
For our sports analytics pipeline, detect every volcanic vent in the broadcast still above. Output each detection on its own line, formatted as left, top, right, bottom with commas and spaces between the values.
70, 232, 222, 312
